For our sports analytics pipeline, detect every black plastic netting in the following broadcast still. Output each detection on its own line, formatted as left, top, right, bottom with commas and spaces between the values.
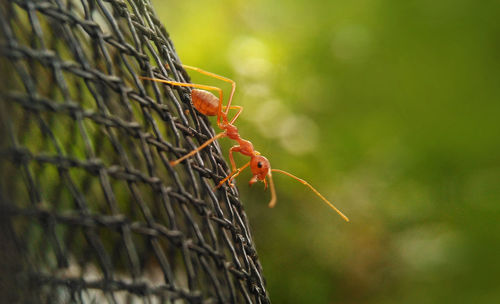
0, 0, 270, 303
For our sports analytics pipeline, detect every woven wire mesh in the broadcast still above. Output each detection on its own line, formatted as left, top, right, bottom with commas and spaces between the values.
0, 0, 270, 303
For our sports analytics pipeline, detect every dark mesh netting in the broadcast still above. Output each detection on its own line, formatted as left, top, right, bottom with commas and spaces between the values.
0, 0, 269, 303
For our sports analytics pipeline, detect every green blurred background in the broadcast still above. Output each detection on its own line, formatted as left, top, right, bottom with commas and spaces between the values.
153, 0, 500, 303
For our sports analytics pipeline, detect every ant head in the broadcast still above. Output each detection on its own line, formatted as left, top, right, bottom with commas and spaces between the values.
249, 154, 271, 185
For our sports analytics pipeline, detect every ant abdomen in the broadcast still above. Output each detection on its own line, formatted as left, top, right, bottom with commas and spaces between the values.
192, 89, 219, 116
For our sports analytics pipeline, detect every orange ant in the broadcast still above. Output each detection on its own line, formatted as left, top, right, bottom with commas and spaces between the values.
140, 65, 349, 222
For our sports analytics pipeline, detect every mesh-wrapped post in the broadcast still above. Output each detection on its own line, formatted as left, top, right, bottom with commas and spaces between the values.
0, 0, 270, 303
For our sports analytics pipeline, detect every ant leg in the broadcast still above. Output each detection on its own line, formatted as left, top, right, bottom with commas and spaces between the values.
140, 76, 226, 127
227, 145, 243, 172
222, 105, 244, 124
215, 161, 251, 189
170, 132, 226, 167
140, 76, 222, 95
214, 145, 242, 188
181, 65, 236, 117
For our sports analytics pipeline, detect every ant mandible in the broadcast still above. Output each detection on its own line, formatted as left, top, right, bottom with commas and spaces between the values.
141, 64, 349, 222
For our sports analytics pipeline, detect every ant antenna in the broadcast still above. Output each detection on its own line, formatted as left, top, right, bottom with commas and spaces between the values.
267, 172, 277, 208
270, 169, 349, 222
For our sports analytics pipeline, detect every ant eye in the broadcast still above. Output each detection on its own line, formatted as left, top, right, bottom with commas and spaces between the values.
257, 161, 263, 168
